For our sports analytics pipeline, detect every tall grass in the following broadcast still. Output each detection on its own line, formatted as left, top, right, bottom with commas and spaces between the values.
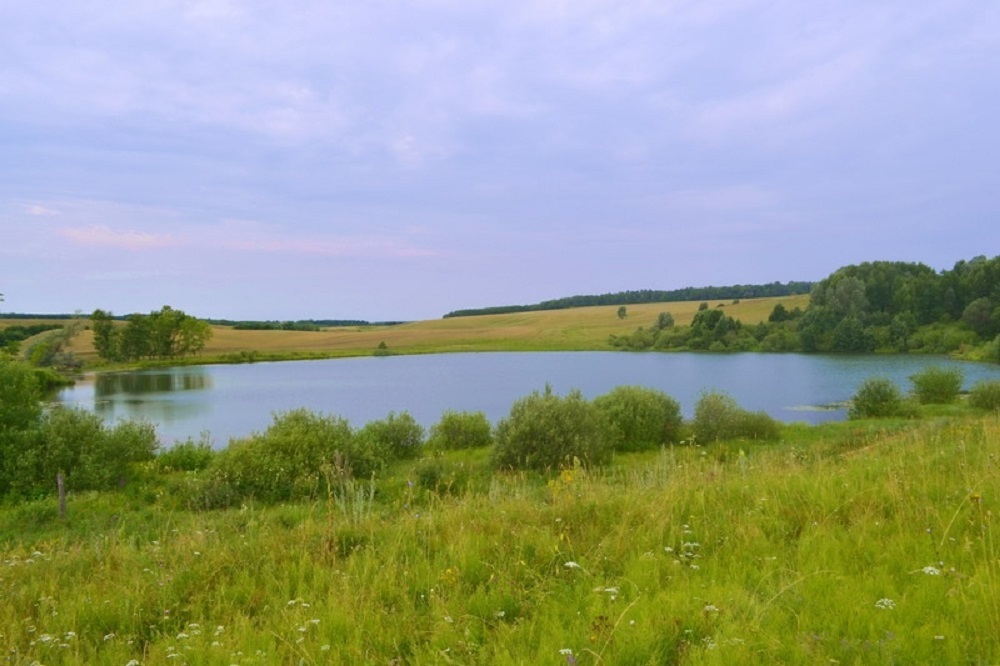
2, 415, 999, 664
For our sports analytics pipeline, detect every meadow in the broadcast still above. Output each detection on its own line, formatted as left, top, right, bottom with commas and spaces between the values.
37, 295, 808, 363
2, 410, 999, 664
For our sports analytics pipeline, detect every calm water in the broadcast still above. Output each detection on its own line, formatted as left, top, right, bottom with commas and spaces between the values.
55, 352, 1000, 447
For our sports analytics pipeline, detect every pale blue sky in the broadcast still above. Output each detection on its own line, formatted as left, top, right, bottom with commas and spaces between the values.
2, 1, 998, 320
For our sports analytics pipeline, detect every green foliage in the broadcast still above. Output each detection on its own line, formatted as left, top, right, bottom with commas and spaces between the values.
691, 391, 780, 442
358, 411, 424, 460
653, 311, 674, 331
443, 281, 813, 317
206, 409, 378, 505
428, 410, 493, 450
0, 323, 61, 351
493, 386, 612, 470
0, 359, 43, 497
158, 435, 216, 471
593, 385, 683, 452
43, 410, 159, 491
849, 377, 915, 419
617, 305, 628, 319
968, 380, 1000, 411
90, 305, 213, 362
909, 366, 964, 404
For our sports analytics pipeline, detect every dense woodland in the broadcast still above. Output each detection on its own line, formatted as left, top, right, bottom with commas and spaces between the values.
611, 256, 1000, 360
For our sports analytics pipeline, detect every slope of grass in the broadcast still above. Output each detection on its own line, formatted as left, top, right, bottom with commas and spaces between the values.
47, 295, 807, 363
2, 413, 998, 664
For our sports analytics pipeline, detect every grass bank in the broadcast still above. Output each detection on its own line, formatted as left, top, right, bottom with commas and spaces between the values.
2, 412, 999, 664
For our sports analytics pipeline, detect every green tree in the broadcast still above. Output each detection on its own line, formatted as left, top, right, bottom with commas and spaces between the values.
962, 298, 999, 338
909, 366, 964, 405
653, 312, 675, 331
91, 309, 120, 360
617, 305, 628, 320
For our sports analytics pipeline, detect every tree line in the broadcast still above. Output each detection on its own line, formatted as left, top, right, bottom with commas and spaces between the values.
91, 305, 212, 362
443, 281, 813, 318
611, 256, 1000, 359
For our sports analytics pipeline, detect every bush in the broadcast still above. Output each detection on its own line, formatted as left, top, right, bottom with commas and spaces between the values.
36, 407, 158, 493
969, 380, 1000, 411
593, 385, 683, 452
207, 409, 379, 504
493, 386, 612, 471
358, 411, 424, 460
428, 410, 492, 451
692, 391, 780, 442
909, 366, 964, 404
849, 377, 912, 419
158, 435, 215, 471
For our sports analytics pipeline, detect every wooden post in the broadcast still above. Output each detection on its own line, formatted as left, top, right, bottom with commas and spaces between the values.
57, 473, 67, 518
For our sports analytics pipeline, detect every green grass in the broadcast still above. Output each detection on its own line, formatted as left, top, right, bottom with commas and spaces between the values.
2, 412, 999, 664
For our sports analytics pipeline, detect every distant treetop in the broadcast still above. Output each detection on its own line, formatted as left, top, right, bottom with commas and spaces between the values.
443, 282, 813, 318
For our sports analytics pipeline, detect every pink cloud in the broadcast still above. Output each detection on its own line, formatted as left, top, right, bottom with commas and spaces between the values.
59, 225, 180, 250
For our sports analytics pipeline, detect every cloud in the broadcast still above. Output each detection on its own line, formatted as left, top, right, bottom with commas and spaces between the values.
59, 225, 181, 250
24, 204, 60, 216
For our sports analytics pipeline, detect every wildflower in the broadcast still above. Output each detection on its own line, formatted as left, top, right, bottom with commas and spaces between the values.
125, 661, 140, 666
321, 645, 331, 651
875, 598, 896, 610
922, 566, 942, 576
704, 604, 719, 613
104, 633, 115, 641
444, 616, 453, 623
564, 561, 582, 570
559, 648, 574, 655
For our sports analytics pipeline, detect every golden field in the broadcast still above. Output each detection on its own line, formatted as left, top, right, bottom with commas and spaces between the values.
5, 294, 809, 362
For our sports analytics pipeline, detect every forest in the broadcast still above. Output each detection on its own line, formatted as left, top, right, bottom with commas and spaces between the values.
610, 256, 1000, 360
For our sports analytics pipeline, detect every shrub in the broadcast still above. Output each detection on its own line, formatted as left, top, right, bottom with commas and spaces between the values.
493, 386, 612, 471
909, 366, 964, 404
692, 391, 780, 442
969, 380, 1000, 411
358, 411, 424, 460
849, 377, 912, 419
207, 409, 379, 504
593, 385, 683, 452
428, 410, 492, 450
36, 407, 158, 493
158, 435, 215, 471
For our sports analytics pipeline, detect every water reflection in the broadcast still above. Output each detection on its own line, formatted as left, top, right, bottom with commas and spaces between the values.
89, 368, 213, 431
95, 370, 211, 396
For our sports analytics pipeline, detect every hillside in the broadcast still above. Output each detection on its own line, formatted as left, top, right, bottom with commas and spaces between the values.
50, 295, 808, 362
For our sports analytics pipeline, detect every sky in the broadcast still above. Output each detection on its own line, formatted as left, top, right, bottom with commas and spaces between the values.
2, 1, 999, 321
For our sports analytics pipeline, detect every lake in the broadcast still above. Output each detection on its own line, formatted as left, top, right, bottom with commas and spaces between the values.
55, 352, 1000, 447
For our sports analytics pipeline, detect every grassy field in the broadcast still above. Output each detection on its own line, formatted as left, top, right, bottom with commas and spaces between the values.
1, 411, 999, 664
8, 295, 808, 363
